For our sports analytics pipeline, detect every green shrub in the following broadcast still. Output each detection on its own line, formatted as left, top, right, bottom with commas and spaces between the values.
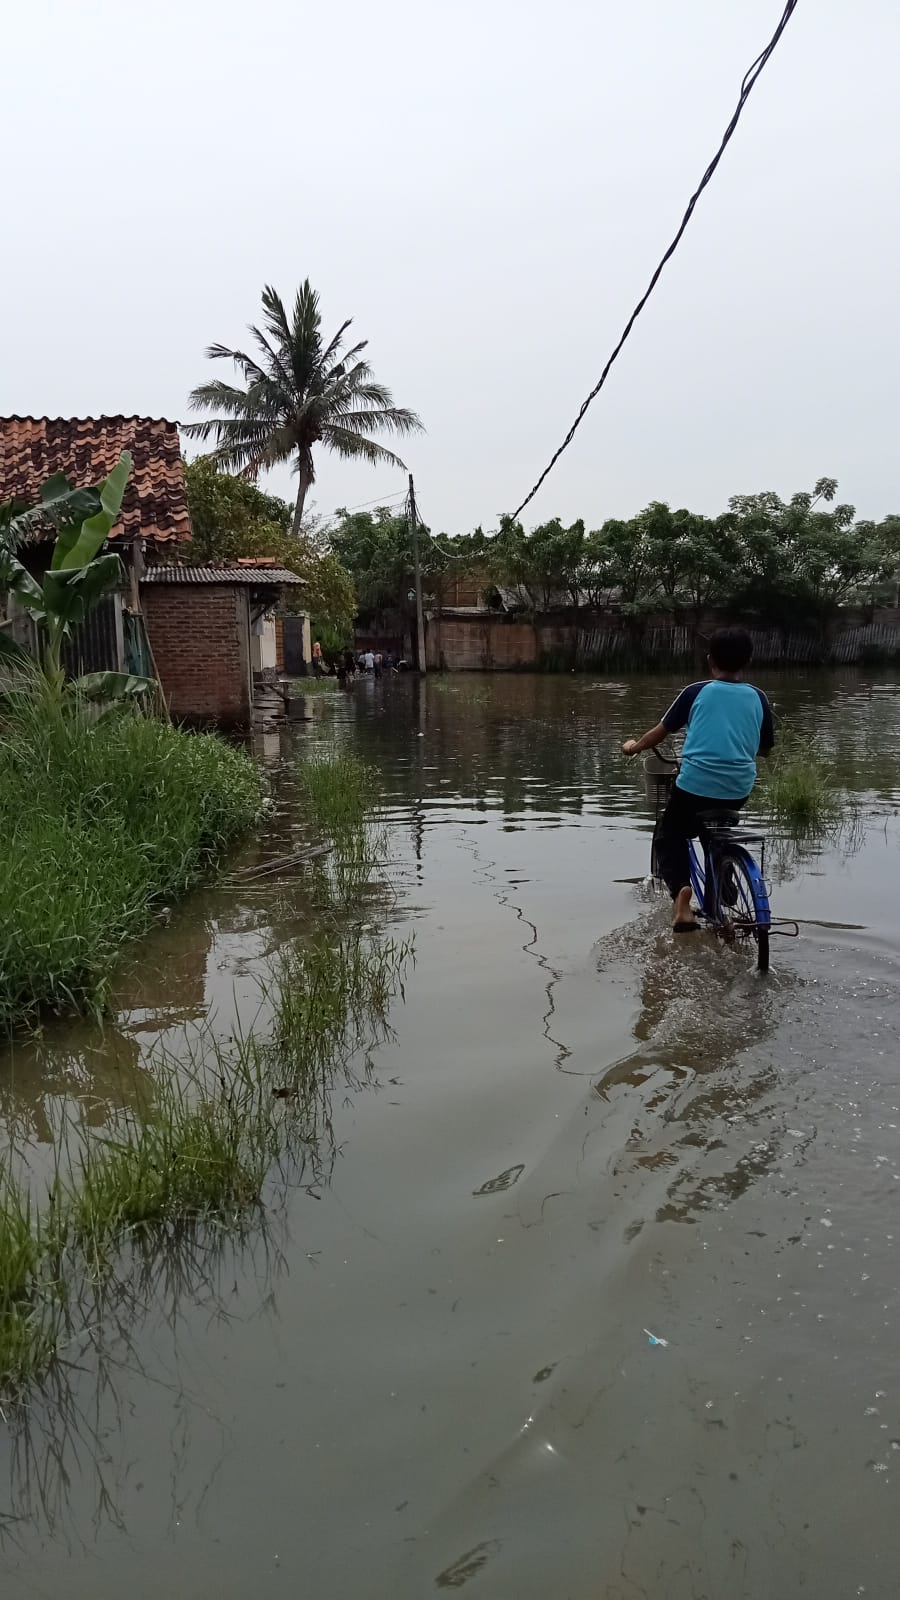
297, 751, 377, 836
0, 688, 262, 1028
756, 730, 845, 832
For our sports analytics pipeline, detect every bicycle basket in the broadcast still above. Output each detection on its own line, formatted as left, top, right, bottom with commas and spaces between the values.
644, 750, 678, 816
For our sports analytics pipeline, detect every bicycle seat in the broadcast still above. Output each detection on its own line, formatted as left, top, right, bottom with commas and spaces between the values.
696, 809, 741, 828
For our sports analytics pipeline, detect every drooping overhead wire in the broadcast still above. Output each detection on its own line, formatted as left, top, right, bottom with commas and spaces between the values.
510, 0, 801, 521
405, 492, 477, 564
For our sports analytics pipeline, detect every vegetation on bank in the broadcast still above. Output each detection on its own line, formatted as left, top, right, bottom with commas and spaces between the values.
0, 742, 412, 1395
0, 679, 262, 1029
1, 450, 156, 709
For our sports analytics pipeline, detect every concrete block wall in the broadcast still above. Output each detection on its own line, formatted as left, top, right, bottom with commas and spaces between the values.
427, 616, 539, 671
142, 585, 251, 729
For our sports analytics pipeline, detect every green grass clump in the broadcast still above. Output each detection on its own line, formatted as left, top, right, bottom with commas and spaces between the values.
61, 1030, 276, 1268
292, 676, 339, 694
0, 1176, 61, 1390
69, 1105, 262, 1259
0, 684, 262, 1028
0, 1034, 275, 1389
757, 731, 846, 832
297, 752, 377, 837
268, 931, 414, 1102
0, 731, 414, 1396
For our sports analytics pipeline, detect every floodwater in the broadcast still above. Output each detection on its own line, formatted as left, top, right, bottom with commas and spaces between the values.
3, 671, 900, 1599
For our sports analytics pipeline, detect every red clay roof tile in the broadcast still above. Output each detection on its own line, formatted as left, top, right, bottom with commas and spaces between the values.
0, 416, 192, 545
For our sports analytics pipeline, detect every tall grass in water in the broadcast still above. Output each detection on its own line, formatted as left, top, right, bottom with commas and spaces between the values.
298, 751, 386, 911
0, 743, 411, 1394
267, 932, 414, 1114
297, 751, 377, 837
0, 922, 413, 1389
0, 1174, 61, 1388
756, 730, 846, 832
0, 673, 262, 1028
0, 1030, 276, 1391
60, 1033, 276, 1275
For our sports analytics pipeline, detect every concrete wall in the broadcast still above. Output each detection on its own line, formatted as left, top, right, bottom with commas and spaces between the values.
142, 584, 252, 729
250, 610, 277, 677
427, 616, 541, 671
427, 607, 900, 672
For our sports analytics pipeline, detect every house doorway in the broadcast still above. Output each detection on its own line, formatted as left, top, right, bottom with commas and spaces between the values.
282, 615, 309, 675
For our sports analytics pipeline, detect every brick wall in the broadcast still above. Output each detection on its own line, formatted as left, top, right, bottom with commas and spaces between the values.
142, 585, 252, 729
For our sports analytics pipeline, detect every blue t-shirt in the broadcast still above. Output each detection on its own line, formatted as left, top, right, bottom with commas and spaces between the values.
661, 679, 774, 800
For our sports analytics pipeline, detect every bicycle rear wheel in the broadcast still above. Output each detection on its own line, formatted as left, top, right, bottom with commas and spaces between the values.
714, 849, 770, 973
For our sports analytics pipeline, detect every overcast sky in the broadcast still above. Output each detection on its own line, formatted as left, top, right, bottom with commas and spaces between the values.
2, 0, 897, 533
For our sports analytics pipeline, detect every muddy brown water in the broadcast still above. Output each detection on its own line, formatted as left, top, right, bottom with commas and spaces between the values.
3, 671, 900, 1599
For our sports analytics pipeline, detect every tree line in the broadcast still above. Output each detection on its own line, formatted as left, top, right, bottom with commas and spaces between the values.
332, 479, 900, 628
185, 464, 900, 648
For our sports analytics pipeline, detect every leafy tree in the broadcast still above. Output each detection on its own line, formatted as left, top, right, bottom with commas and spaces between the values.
184, 281, 423, 531
330, 507, 414, 615
523, 519, 585, 608
676, 514, 738, 611
588, 516, 657, 610
183, 457, 356, 646
724, 479, 889, 621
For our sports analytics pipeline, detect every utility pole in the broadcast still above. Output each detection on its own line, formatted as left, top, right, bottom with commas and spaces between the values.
409, 472, 427, 675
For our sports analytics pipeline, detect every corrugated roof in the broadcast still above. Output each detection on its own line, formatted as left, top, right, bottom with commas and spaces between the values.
0, 416, 192, 545
142, 564, 304, 586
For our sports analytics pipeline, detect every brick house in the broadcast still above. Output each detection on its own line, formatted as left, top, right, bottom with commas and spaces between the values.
0, 415, 306, 730
141, 562, 304, 729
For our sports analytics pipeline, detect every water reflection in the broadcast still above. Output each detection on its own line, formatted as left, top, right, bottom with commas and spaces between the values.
0, 1022, 148, 1143
0, 1211, 287, 1551
591, 902, 795, 1225
348, 670, 900, 829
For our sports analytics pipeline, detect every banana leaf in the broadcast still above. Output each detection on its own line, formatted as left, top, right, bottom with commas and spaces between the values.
42, 553, 125, 633
0, 551, 46, 617
4, 480, 102, 548
51, 452, 133, 571
0, 626, 33, 666
73, 671, 155, 701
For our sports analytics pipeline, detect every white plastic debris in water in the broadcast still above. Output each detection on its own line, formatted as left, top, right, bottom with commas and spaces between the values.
644, 1328, 669, 1348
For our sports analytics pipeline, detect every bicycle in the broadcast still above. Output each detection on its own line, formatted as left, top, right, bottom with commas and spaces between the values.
643, 747, 796, 974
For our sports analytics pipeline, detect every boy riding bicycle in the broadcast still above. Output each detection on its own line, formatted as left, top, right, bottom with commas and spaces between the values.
622, 628, 774, 933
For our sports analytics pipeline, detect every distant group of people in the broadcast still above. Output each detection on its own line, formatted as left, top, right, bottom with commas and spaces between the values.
329, 648, 409, 687
310, 640, 409, 686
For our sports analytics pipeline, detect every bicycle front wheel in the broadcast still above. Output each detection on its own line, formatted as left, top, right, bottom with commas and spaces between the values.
714, 849, 770, 974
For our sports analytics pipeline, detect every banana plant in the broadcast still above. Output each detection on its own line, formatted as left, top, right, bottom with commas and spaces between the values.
0, 451, 155, 708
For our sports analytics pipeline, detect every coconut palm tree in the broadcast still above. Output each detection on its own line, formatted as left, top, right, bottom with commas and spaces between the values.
185, 281, 423, 532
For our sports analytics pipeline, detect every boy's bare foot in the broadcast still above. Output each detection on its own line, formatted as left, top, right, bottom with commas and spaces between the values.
672, 885, 698, 933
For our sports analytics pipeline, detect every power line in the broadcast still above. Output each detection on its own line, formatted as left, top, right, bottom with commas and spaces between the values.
406, 496, 477, 564
327, 487, 408, 517
510, 0, 801, 521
